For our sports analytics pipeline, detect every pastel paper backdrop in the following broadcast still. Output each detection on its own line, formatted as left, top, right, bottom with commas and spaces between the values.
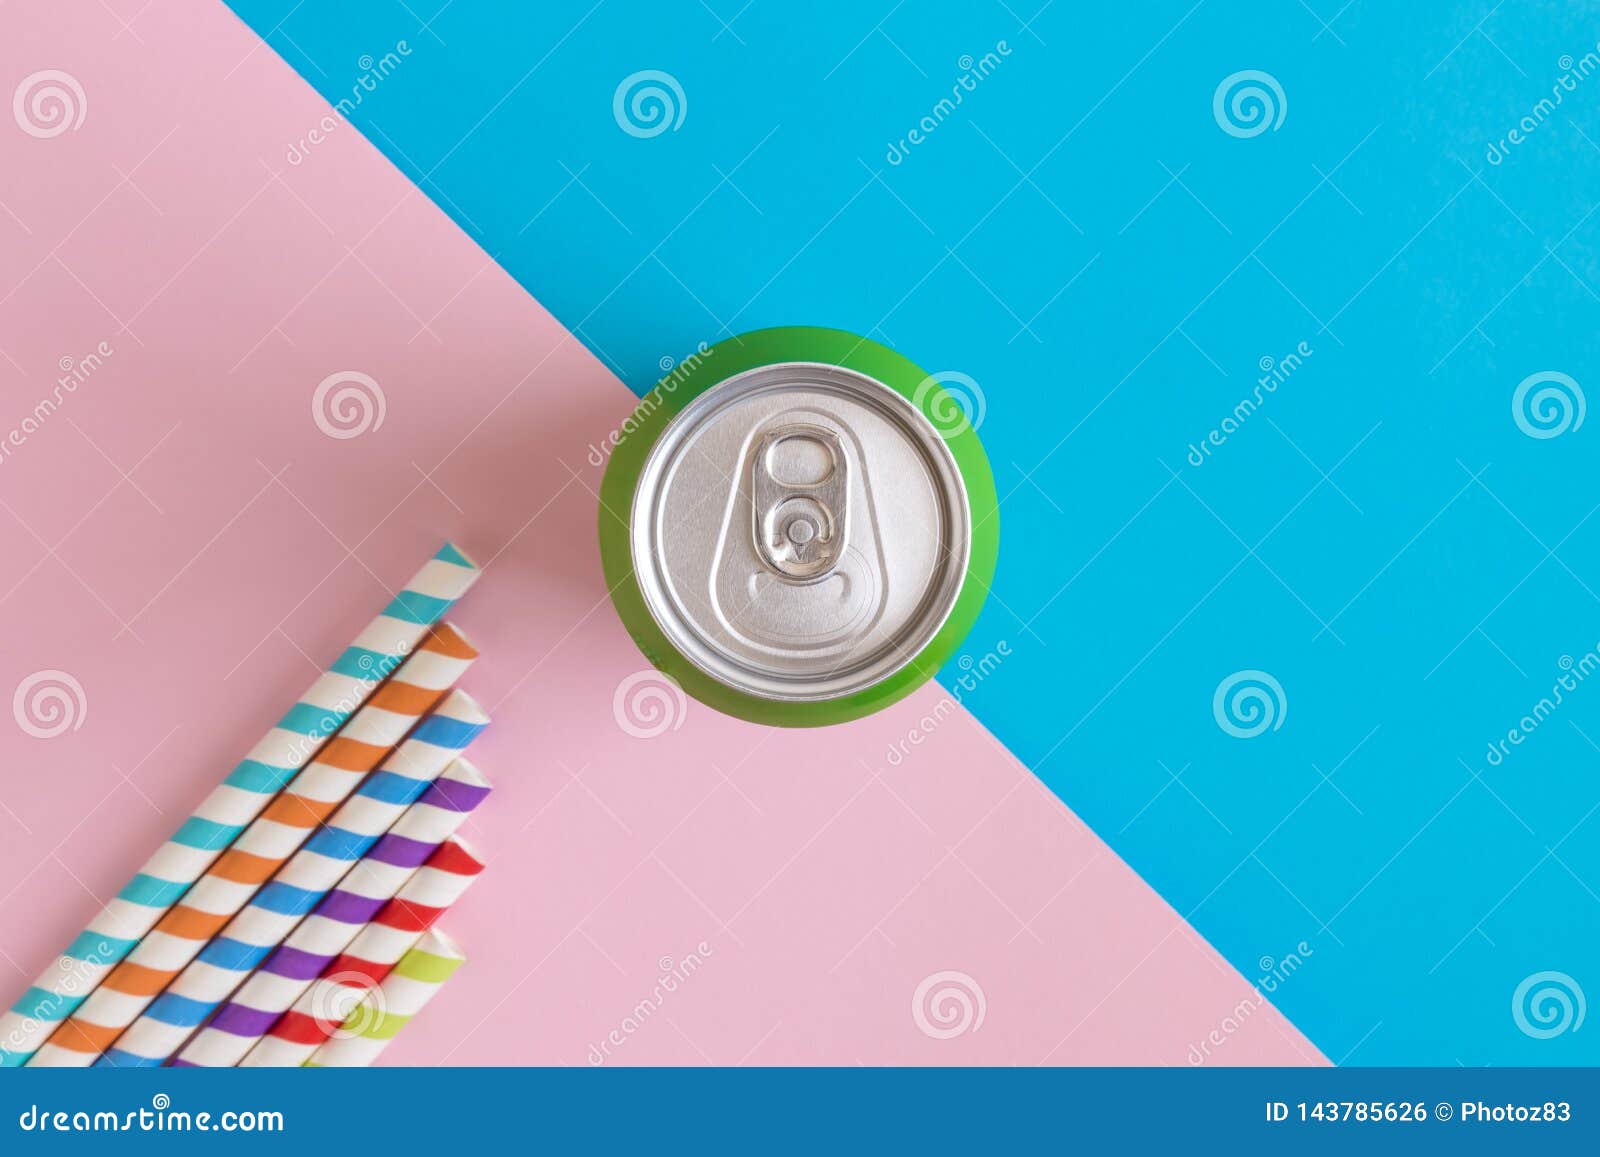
0, 2, 1315, 1065
213, 0, 1600, 1064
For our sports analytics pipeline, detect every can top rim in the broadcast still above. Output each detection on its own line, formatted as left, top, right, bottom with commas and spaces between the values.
630, 360, 972, 703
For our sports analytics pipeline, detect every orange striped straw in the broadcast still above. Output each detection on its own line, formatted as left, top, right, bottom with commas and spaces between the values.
28, 624, 480, 1066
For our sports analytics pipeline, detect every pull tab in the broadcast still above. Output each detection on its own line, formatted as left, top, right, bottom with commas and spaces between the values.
752, 423, 850, 581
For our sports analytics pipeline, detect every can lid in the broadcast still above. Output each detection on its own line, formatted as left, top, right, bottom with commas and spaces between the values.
630, 361, 972, 703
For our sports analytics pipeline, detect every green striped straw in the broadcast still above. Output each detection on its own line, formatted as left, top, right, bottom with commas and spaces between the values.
0, 544, 478, 1066
304, 929, 466, 1067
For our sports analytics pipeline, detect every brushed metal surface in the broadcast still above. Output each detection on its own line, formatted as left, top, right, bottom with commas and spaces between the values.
631, 362, 971, 702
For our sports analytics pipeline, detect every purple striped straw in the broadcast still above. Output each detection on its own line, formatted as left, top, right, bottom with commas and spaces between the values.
172, 758, 491, 1067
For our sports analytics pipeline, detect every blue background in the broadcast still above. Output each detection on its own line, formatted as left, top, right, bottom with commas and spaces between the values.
223, 0, 1600, 1065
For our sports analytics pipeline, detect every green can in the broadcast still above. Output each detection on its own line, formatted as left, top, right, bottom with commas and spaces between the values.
598, 327, 998, 727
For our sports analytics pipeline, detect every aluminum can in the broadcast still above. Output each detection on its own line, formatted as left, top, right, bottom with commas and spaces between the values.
599, 327, 998, 726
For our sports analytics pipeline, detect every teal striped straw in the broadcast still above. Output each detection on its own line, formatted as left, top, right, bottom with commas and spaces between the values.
0, 543, 478, 1066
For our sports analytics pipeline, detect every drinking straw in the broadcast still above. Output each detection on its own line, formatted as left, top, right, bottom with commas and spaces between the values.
99, 686, 489, 1067
172, 758, 491, 1067
0, 543, 477, 1067
31, 684, 487, 1068
304, 929, 467, 1067
240, 836, 484, 1066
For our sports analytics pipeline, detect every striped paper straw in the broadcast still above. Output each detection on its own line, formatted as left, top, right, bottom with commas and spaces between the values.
32, 683, 487, 1068
99, 686, 488, 1067
0, 544, 477, 1067
305, 929, 466, 1067
174, 759, 491, 1067
240, 836, 484, 1066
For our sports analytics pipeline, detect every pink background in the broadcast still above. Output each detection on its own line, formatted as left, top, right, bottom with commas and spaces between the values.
0, 0, 1319, 1065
